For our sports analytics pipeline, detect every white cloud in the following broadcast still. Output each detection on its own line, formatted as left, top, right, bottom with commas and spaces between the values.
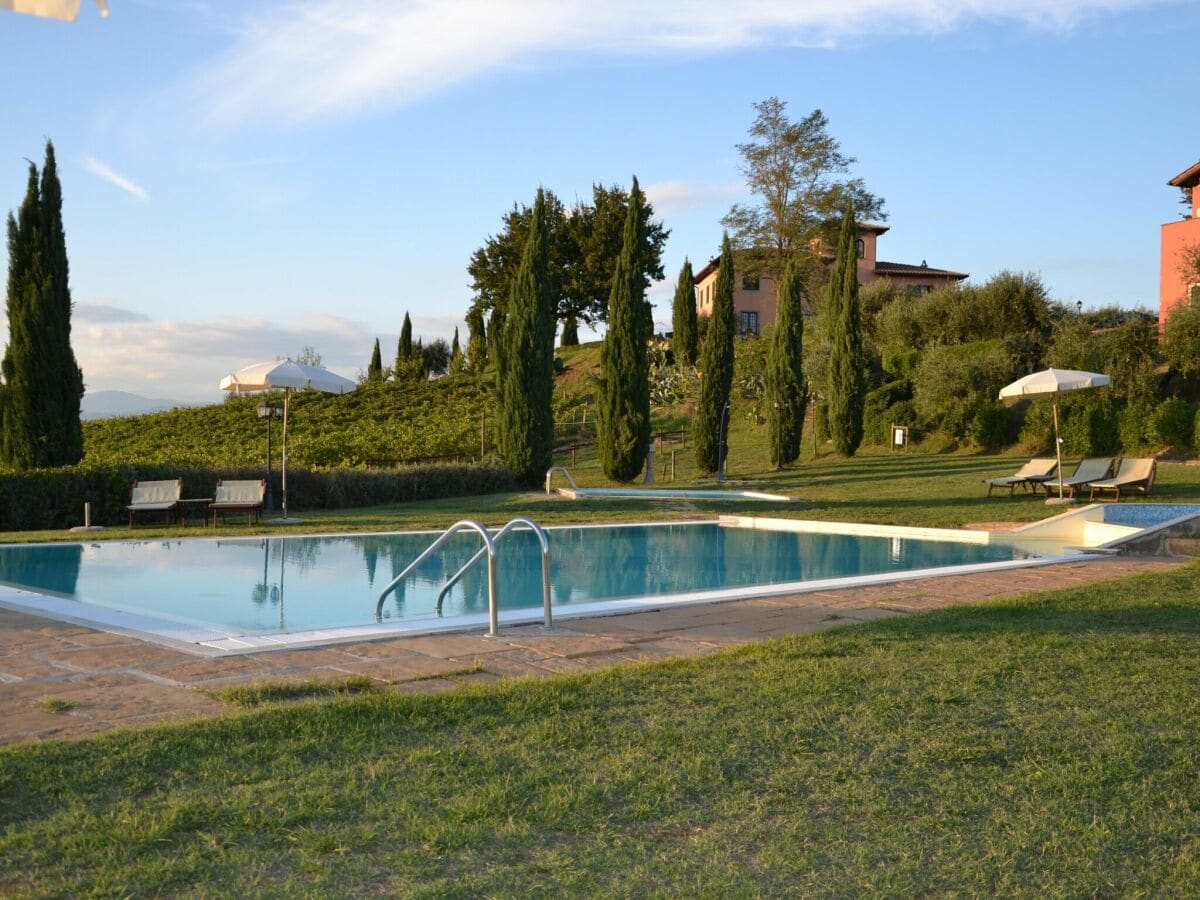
643, 180, 744, 218
188, 0, 1165, 128
81, 155, 149, 201
72, 306, 466, 402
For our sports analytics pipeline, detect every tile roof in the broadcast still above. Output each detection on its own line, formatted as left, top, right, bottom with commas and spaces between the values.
1168, 160, 1200, 189
874, 260, 968, 279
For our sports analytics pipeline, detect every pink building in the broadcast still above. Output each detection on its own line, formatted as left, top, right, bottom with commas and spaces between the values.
1160, 160, 1200, 327
693, 224, 967, 335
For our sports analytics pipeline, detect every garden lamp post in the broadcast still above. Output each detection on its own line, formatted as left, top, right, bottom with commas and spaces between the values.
256, 400, 283, 511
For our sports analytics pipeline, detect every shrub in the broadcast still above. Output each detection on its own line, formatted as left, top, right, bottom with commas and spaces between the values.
912, 339, 1021, 442
862, 380, 914, 445
0, 462, 517, 532
970, 403, 1011, 450
1057, 399, 1120, 457
1118, 399, 1158, 453
1154, 398, 1195, 448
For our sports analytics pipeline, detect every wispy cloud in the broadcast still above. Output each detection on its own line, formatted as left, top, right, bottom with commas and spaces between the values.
81, 156, 149, 201
188, 0, 1166, 128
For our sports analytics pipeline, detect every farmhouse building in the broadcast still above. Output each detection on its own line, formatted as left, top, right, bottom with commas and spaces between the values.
1160, 160, 1200, 327
693, 223, 967, 335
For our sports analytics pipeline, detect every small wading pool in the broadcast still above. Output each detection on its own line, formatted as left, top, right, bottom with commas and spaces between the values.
0, 520, 1079, 652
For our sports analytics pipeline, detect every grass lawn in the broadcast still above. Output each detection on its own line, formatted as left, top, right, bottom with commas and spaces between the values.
5, 450, 1200, 544
2, 564, 1200, 895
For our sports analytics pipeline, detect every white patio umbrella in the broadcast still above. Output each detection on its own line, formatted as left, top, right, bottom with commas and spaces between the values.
998, 368, 1110, 502
219, 360, 356, 524
0, 0, 107, 21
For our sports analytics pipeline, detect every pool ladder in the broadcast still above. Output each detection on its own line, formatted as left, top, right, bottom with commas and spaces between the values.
545, 466, 578, 494
375, 518, 552, 636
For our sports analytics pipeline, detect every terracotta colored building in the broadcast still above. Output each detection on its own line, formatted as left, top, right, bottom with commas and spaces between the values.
1159, 160, 1200, 327
693, 224, 967, 335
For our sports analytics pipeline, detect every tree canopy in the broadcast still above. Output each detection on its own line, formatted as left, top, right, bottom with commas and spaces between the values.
722, 98, 885, 272
468, 184, 669, 328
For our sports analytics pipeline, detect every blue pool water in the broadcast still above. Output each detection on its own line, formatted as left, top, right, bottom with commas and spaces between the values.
1103, 504, 1200, 528
0, 523, 1050, 636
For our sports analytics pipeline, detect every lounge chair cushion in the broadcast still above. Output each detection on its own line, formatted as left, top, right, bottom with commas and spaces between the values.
127, 480, 182, 509
986, 458, 1058, 486
1089, 458, 1156, 495
211, 480, 265, 509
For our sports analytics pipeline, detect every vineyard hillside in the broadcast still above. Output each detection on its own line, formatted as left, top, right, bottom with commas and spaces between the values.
81, 345, 606, 468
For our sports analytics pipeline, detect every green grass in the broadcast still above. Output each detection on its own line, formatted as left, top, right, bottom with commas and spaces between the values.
3, 564, 1200, 895
36, 699, 75, 714
5, 449, 1200, 544
212, 675, 381, 707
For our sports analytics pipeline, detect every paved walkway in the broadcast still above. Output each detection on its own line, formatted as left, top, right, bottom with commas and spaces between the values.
0, 556, 1183, 746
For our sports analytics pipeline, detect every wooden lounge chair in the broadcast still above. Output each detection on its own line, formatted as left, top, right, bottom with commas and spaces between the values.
209, 479, 266, 525
1088, 458, 1156, 501
126, 479, 182, 526
1050, 457, 1115, 498
984, 458, 1058, 497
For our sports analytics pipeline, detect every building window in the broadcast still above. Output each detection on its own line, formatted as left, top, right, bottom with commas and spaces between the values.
739, 311, 759, 336
741, 273, 760, 291
855, 239, 865, 259
912, 284, 933, 295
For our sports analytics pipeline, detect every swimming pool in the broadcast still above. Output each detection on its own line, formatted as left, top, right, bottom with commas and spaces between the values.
0, 520, 1077, 651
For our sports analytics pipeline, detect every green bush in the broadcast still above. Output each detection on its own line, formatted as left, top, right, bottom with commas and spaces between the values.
1118, 399, 1158, 453
970, 403, 1011, 450
912, 339, 1022, 442
0, 462, 516, 532
862, 380, 914, 445
1154, 398, 1195, 448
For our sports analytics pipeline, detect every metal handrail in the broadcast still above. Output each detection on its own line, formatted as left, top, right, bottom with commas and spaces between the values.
436, 517, 552, 627
375, 520, 500, 634
545, 466, 578, 494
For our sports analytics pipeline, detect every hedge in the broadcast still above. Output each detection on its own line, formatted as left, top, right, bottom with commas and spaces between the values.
0, 462, 517, 532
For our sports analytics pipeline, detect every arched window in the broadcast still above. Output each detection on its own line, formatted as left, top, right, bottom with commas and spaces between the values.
855, 239, 865, 259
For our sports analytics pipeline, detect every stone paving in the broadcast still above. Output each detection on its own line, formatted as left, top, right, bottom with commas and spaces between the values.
0, 556, 1183, 745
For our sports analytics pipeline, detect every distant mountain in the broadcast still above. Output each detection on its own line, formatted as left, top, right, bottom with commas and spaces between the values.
81, 390, 183, 420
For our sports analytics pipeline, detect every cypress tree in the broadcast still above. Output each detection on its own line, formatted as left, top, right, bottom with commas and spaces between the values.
38, 142, 84, 465
1, 165, 41, 469
560, 315, 579, 347
449, 327, 464, 374
496, 188, 555, 485
671, 258, 697, 366
694, 234, 736, 473
826, 203, 865, 456
367, 338, 383, 381
765, 255, 806, 468
398, 312, 413, 361
596, 177, 651, 483
465, 307, 487, 373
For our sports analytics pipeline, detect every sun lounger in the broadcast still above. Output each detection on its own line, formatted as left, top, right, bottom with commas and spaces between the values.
984, 458, 1058, 497
209, 479, 266, 525
1088, 458, 1156, 501
126, 479, 182, 526
1049, 457, 1115, 498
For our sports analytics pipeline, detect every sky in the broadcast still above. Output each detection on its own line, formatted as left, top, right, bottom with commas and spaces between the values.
0, 0, 1197, 402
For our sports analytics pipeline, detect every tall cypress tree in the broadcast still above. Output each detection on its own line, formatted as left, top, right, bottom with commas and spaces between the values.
694, 234, 736, 473
671, 258, 697, 366
398, 312, 413, 362
38, 142, 84, 465
465, 306, 487, 373
496, 188, 555, 485
596, 177, 651, 483
826, 203, 865, 456
449, 327, 464, 374
1, 165, 41, 469
765, 255, 806, 468
367, 338, 383, 381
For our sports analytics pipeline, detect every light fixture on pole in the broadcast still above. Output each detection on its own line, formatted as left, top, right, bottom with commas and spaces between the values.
256, 400, 283, 512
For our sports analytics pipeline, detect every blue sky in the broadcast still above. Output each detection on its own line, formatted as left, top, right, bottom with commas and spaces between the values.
1, 0, 1197, 401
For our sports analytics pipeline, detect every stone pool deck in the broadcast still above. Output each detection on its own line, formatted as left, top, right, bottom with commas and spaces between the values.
0, 555, 1184, 746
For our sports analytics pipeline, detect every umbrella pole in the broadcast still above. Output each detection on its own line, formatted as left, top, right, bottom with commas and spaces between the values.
1053, 398, 1064, 499
281, 389, 290, 520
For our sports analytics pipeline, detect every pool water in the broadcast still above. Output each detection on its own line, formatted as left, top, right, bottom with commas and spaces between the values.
0, 523, 1051, 637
